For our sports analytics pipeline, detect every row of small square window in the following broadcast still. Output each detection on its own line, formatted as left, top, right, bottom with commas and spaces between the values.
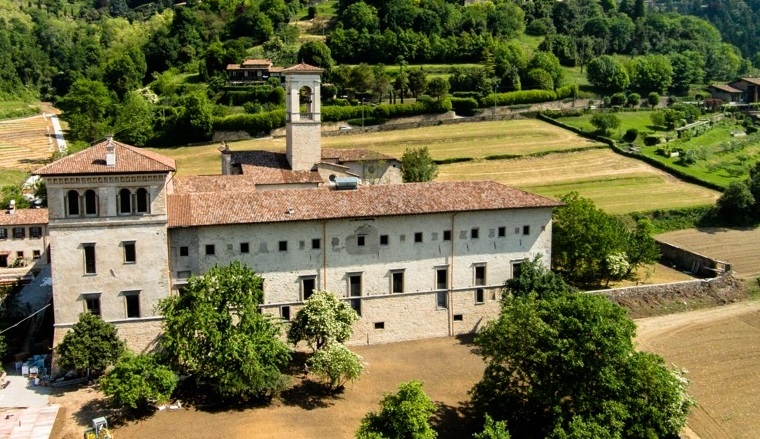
277, 288, 489, 322
192, 226, 531, 256
0, 226, 43, 240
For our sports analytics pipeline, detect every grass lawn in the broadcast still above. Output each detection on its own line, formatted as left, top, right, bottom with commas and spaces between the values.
0, 168, 27, 187
560, 110, 664, 138
437, 149, 720, 214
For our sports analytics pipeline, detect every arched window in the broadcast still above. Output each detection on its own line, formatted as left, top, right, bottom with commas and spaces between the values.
66, 190, 80, 216
118, 188, 132, 214
84, 190, 97, 215
136, 188, 149, 213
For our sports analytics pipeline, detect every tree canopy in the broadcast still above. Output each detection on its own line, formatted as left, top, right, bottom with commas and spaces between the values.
99, 353, 178, 410
472, 291, 693, 439
401, 146, 439, 183
356, 380, 438, 439
55, 312, 126, 376
158, 261, 290, 398
287, 290, 359, 352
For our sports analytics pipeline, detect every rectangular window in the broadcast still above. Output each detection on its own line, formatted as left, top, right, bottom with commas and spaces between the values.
374, 322, 385, 329
302, 276, 316, 301
84, 294, 101, 317
83, 244, 96, 275
475, 288, 485, 304
0, 228, 6, 240
414, 232, 423, 243
348, 273, 362, 316
177, 270, 191, 279
380, 235, 389, 245
498, 226, 506, 237
523, 225, 531, 235
0, 255, 6, 268
33, 250, 41, 259
357, 235, 366, 246
436, 267, 448, 290
123, 242, 136, 264
443, 230, 451, 241
281, 305, 291, 321
453, 314, 464, 321
279, 240, 288, 251
312, 238, 321, 249
16, 251, 24, 260
180, 246, 189, 256
475, 265, 486, 286
12, 227, 25, 239
30, 227, 42, 238
240, 242, 250, 253
471, 228, 480, 239
436, 291, 448, 309
205, 244, 215, 255
125, 292, 140, 318
391, 270, 404, 293
513, 261, 524, 279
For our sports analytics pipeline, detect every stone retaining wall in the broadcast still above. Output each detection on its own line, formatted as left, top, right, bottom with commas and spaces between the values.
657, 240, 731, 278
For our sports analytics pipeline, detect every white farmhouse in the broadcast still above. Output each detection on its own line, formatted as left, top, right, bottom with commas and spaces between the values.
30, 64, 561, 352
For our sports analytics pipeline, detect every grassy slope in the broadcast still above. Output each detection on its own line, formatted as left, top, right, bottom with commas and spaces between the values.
559, 111, 760, 188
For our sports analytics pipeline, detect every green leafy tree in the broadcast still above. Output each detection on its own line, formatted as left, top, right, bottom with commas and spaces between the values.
356, 380, 438, 439
426, 77, 450, 99
407, 68, 427, 98
158, 262, 291, 398
525, 68, 554, 91
297, 41, 334, 69
401, 146, 439, 183
100, 353, 178, 410
717, 181, 755, 221
527, 51, 563, 88
472, 292, 692, 439
590, 113, 621, 135
57, 79, 115, 142
342, 2, 380, 31
56, 313, 126, 376
552, 192, 656, 285
587, 56, 629, 93
288, 290, 359, 352
647, 92, 661, 108
473, 415, 510, 439
626, 93, 640, 107
748, 161, 760, 217
308, 343, 364, 390
629, 55, 673, 94
503, 255, 570, 299
113, 91, 155, 146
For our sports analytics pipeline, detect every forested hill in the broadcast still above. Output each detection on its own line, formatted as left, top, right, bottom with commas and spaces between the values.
673, 0, 760, 60
0, 0, 755, 147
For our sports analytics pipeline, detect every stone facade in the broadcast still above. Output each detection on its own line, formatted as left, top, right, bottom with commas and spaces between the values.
0, 208, 49, 283
169, 208, 553, 344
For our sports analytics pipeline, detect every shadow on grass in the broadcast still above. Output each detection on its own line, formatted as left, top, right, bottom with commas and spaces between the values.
431, 400, 479, 439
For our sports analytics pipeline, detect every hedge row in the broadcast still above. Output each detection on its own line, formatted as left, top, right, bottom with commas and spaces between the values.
479, 85, 577, 108
322, 99, 451, 123
536, 113, 725, 192
224, 86, 285, 106
450, 97, 479, 116
213, 110, 286, 134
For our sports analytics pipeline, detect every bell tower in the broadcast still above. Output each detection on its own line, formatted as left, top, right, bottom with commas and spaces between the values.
284, 63, 324, 171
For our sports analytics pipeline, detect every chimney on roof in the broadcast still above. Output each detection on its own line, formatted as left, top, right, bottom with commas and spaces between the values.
8, 199, 15, 214
105, 135, 115, 167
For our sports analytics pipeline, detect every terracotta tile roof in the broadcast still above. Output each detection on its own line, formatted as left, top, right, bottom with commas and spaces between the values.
231, 151, 322, 184
226, 64, 241, 70
34, 140, 175, 176
269, 67, 285, 73
711, 84, 743, 93
0, 208, 48, 226
167, 181, 561, 228
283, 63, 324, 73
172, 175, 259, 194
322, 148, 398, 162
242, 59, 273, 67
740, 77, 760, 86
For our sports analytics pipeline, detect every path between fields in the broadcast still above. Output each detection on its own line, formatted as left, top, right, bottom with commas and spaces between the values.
636, 300, 760, 439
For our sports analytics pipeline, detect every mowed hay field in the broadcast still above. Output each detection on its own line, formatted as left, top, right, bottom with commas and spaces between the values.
0, 114, 55, 175
151, 119, 603, 175
657, 228, 760, 278
437, 149, 720, 214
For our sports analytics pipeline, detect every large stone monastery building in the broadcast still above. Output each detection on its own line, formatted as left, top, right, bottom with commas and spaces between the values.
17, 64, 561, 351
